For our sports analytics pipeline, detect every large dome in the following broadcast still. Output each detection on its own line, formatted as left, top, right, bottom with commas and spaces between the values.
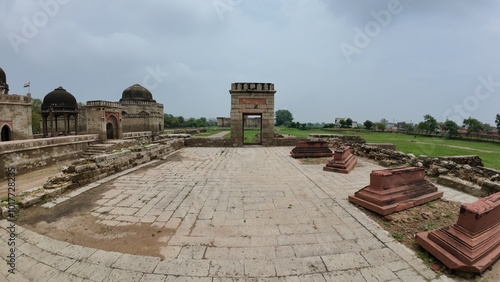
41, 86, 78, 111
120, 84, 155, 102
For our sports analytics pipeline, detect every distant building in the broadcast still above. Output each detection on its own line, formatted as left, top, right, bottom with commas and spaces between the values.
86, 84, 164, 142
0, 66, 33, 141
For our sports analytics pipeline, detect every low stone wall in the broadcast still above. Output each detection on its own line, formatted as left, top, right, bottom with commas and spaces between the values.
272, 138, 308, 146
185, 137, 233, 147
437, 156, 483, 167
171, 128, 207, 135
0, 135, 98, 180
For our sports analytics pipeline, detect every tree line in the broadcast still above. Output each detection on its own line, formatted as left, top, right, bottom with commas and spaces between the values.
30, 101, 500, 136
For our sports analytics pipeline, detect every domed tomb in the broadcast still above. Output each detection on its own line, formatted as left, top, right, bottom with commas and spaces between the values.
120, 84, 155, 102
42, 86, 78, 111
41, 86, 79, 137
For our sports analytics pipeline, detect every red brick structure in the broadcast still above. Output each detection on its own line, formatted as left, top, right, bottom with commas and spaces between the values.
348, 167, 443, 215
415, 193, 500, 273
290, 141, 333, 158
323, 146, 356, 173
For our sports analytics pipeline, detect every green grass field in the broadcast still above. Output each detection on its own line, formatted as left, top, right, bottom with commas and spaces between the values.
244, 129, 261, 143
275, 127, 500, 170
194, 127, 500, 169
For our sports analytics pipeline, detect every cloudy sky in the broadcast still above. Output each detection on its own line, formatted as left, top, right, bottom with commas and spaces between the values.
1, 0, 499, 125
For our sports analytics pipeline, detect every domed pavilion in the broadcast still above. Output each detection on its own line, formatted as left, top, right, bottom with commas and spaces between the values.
41, 86, 80, 137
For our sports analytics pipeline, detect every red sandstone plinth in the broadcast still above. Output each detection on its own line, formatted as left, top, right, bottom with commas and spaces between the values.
290, 141, 333, 158
323, 146, 357, 174
348, 167, 443, 215
415, 192, 500, 273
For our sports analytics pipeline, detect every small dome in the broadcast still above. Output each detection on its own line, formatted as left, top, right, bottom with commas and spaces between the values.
0, 67, 6, 85
41, 86, 78, 111
120, 84, 155, 102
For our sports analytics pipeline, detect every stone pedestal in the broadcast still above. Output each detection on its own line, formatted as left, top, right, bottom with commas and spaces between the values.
323, 146, 356, 174
415, 193, 500, 273
348, 167, 443, 215
290, 141, 333, 158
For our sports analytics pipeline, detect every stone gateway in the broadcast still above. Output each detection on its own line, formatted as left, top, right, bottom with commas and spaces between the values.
229, 82, 275, 146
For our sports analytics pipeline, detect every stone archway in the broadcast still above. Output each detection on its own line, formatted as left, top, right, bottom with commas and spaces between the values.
229, 83, 276, 146
1, 124, 12, 141
106, 115, 119, 140
106, 123, 115, 139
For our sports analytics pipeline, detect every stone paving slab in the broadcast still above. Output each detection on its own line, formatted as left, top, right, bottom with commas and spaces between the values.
0, 147, 489, 281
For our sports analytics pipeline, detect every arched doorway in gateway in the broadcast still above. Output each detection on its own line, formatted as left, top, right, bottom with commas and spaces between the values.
1, 125, 12, 141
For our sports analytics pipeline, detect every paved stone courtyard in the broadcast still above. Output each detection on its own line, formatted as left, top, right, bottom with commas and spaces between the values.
1, 147, 478, 281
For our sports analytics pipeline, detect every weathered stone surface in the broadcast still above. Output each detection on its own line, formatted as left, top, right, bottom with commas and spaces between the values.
290, 141, 333, 158
415, 192, 500, 273
437, 175, 485, 197
482, 180, 500, 194
0, 135, 99, 180
323, 146, 357, 174
348, 167, 443, 215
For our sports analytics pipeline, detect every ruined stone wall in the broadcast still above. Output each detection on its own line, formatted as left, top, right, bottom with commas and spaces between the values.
316, 136, 500, 195
42, 139, 184, 193
185, 137, 312, 147
271, 137, 308, 146
0, 135, 98, 180
0, 93, 33, 140
185, 137, 233, 147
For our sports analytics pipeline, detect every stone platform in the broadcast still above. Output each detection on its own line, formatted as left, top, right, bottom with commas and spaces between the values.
0, 148, 487, 281
323, 146, 357, 174
348, 167, 443, 215
290, 140, 333, 158
415, 192, 500, 273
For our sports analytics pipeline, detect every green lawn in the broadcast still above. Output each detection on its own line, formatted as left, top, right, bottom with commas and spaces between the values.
275, 127, 500, 170
244, 129, 261, 143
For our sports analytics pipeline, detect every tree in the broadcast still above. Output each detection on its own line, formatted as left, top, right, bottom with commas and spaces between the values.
338, 118, 353, 128
32, 98, 42, 134
374, 122, 386, 131
341, 118, 353, 128
399, 122, 415, 133
275, 109, 293, 126
496, 114, 500, 134
418, 114, 438, 134
197, 117, 207, 128
463, 117, 483, 135
164, 114, 179, 128
363, 120, 373, 130
442, 120, 459, 138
